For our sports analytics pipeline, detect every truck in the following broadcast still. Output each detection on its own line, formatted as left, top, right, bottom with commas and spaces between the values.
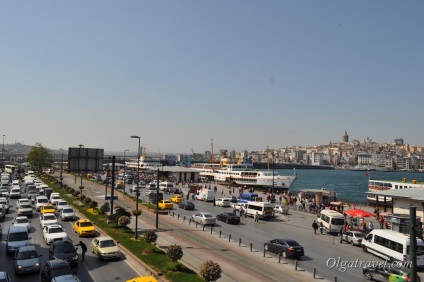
195, 188, 215, 202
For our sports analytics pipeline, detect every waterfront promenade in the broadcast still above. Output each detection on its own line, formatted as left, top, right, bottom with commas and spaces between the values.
59, 173, 327, 282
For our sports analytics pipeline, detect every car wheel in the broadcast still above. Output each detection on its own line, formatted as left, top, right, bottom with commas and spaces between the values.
350, 240, 354, 245
362, 245, 368, 253
282, 251, 287, 259
226, 219, 230, 224
364, 271, 372, 280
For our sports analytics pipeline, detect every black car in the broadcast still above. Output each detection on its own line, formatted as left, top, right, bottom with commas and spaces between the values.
40, 259, 74, 282
363, 265, 420, 282
230, 196, 238, 203
48, 241, 79, 266
264, 239, 304, 259
216, 212, 240, 225
178, 201, 195, 210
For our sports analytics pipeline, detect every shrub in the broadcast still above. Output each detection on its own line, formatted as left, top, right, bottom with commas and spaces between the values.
132, 210, 142, 217
80, 194, 86, 201
199, 261, 222, 282
89, 200, 98, 209
73, 191, 80, 197
144, 230, 158, 244
84, 197, 92, 205
118, 215, 131, 227
167, 244, 183, 261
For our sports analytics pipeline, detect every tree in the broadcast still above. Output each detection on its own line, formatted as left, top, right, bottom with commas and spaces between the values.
117, 216, 131, 227
167, 244, 183, 261
108, 206, 131, 227
199, 260, 222, 282
144, 230, 158, 244
26, 143, 52, 173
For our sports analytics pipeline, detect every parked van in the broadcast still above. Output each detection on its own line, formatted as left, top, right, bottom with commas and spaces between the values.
5, 225, 30, 254
362, 229, 424, 266
316, 210, 345, 234
159, 182, 174, 192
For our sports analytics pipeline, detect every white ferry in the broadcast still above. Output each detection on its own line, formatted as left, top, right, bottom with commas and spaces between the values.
213, 163, 297, 191
190, 163, 222, 179
367, 178, 424, 204
126, 156, 162, 170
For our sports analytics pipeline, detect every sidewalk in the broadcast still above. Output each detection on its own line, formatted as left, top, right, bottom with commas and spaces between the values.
61, 175, 326, 282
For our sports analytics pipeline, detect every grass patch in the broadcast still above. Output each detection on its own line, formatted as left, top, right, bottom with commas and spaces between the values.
40, 175, 204, 282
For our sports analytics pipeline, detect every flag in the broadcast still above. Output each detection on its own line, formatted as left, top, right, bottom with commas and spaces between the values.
365, 172, 369, 177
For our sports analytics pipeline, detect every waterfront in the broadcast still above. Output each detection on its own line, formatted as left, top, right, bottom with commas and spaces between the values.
278, 169, 424, 205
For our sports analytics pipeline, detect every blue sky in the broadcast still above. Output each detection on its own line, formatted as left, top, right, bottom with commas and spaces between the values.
1, 1, 423, 154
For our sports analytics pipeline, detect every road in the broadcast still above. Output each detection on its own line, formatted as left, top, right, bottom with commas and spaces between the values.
0, 182, 142, 282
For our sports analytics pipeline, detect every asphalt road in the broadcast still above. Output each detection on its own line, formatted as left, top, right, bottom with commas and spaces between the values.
0, 183, 141, 282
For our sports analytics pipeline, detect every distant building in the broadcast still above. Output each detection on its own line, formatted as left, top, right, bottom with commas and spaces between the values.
342, 130, 349, 143
394, 138, 404, 146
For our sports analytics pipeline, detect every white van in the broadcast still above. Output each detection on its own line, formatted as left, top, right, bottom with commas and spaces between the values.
316, 210, 345, 234
159, 182, 174, 191
35, 196, 49, 211
362, 229, 424, 266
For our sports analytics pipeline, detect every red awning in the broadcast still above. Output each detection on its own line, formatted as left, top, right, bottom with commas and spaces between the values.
344, 209, 375, 218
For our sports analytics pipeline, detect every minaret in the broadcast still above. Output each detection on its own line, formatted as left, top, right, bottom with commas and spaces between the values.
342, 130, 349, 143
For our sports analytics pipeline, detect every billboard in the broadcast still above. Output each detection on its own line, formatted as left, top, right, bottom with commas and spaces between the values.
68, 147, 104, 172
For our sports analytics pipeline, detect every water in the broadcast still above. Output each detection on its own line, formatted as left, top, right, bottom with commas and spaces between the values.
277, 169, 424, 205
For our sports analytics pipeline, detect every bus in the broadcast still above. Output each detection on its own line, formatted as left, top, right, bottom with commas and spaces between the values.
239, 193, 259, 201
245, 201, 274, 220
4, 165, 15, 174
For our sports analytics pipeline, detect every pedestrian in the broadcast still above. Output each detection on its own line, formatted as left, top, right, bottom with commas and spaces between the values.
186, 193, 189, 200
279, 195, 282, 204
239, 207, 243, 219
74, 241, 87, 261
254, 212, 259, 223
312, 220, 319, 235
379, 216, 384, 229
319, 221, 324, 235
368, 221, 374, 232
233, 206, 237, 214
339, 227, 344, 243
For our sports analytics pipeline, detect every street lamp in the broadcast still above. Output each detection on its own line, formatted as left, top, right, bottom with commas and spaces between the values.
60, 149, 64, 187
130, 135, 141, 239
123, 149, 129, 194
1, 134, 5, 164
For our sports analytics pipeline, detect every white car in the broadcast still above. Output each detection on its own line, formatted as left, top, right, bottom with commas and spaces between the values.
91, 236, 121, 259
17, 202, 34, 218
273, 205, 284, 214
60, 206, 76, 221
17, 198, 30, 207
43, 224, 68, 244
12, 216, 31, 231
40, 213, 58, 228
56, 200, 69, 211
215, 198, 231, 207
9, 187, 21, 199
50, 194, 62, 206
38, 184, 49, 195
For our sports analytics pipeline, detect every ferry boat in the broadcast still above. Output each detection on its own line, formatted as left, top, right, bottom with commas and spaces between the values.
367, 178, 424, 204
213, 163, 297, 191
126, 156, 162, 170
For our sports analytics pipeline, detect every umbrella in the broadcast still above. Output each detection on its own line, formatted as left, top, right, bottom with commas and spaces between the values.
343, 209, 375, 218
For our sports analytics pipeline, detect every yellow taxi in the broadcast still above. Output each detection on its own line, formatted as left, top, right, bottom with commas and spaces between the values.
126, 276, 158, 282
170, 195, 184, 203
158, 200, 173, 210
40, 204, 55, 214
74, 219, 96, 237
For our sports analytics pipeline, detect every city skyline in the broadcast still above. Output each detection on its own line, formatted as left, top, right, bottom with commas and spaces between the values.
1, 1, 423, 153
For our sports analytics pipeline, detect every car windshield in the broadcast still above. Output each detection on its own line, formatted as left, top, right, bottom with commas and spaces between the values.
16, 250, 38, 260
203, 214, 212, 218
99, 240, 116, 248
16, 218, 29, 223
44, 215, 56, 220
51, 266, 73, 278
55, 243, 76, 253
9, 232, 28, 242
49, 227, 64, 233
285, 240, 301, 247
63, 208, 73, 213
80, 222, 93, 227
354, 233, 365, 238
20, 204, 32, 209
38, 199, 48, 203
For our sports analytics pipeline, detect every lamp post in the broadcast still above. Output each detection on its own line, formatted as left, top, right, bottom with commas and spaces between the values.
78, 144, 84, 196
123, 149, 129, 194
60, 149, 64, 187
1, 134, 5, 164
131, 135, 141, 239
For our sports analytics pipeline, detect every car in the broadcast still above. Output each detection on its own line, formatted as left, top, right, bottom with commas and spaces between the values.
230, 196, 238, 203
170, 195, 184, 203
231, 202, 247, 211
74, 219, 96, 237
38, 184, 49, 195
27, 190, 38, 200
40, 259, 74, 282
51, 275, 81, 282
28, 192, 41, 204
273, 205, 284, 214
158, 200, 173, 210
50, 194, 62, 206
40, 213, 58, 228
49, 240, 79, 266
0, 204, 6, 221
5, 225, 31, 255
14, 245, 42, 274
35, 196, 49, 211
17, 198, 30, 207
0, 188, 9, 198
215, 198, 231, 207
91, 236, 121, 260
192, 212, 216, 226
12, 216, 31, 231
40, 204, 55, 214
60, 206, 76, 221
178, 201, 195, 210
340, 230, 366, 246
0, 271, 11, 282
43, 224, 68, 245
264, 239, 304, 259
0, 197, 10, 213
216, 212, 240, 224
17, 202, 34, 218
56, 200, 69, 211
130, 185, 143, 193
9, 187, 21, 199
362, 265, 420, 282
